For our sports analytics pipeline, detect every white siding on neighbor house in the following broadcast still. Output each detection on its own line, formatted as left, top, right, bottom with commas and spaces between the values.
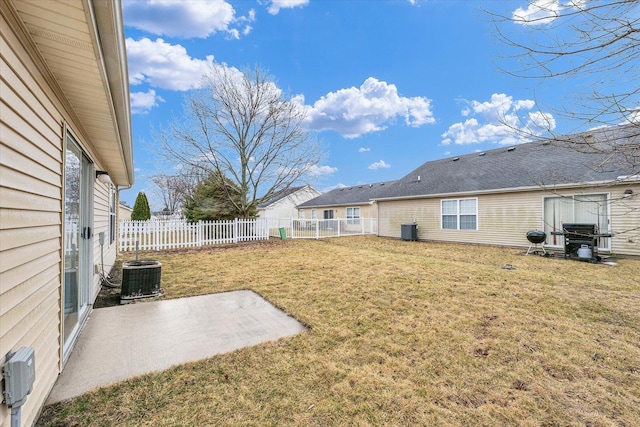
259, 186, 321, 219
1, 8, 121, 427
377, 186, 640, 256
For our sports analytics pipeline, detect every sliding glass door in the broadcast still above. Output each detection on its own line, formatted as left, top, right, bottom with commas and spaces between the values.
63, 134, 93, 358
543, 194, 610, 250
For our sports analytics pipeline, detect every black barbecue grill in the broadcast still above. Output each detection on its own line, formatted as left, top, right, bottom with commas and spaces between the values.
551, 223, 609, 263
526, 230, 547, 255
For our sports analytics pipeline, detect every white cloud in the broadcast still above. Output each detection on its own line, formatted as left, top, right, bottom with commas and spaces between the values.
305, 77, 435, 139
368, 160, 391, 170
321, 183, 347, 193
625, 107, 640, 124
512, 0, 560, 25
512, 0, 586, 26
266, 0, 309, 15
441, 93, 556, 145
307, 164, 338, 176
126, 38, 216, 91
123, 0, 253, 39
130, 90, 165, 114
358, 147, 371, 153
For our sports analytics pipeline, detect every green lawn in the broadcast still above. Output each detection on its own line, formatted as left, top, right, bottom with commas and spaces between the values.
39, 236, 640, 426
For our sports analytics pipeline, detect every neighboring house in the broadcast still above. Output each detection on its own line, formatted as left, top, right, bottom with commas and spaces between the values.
119, 203, 133, 221
297, 181, 396, 221
374, 126, 639, 256
1, 1, 133, 425
151, 209, 182, 220
257, 185, 320, 218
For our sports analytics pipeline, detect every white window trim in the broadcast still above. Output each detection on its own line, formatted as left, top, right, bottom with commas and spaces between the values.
109, 184, 117, 245
347, 206, 361, 224
441, 198, 478, 231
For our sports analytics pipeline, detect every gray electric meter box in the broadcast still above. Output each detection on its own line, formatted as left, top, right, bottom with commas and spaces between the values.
2, 347, 35, 408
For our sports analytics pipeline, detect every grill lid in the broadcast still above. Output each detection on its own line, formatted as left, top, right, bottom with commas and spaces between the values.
526, 230, 546, 244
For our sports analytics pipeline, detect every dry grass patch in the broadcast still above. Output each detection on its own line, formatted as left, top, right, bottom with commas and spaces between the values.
39, 237, 640, 426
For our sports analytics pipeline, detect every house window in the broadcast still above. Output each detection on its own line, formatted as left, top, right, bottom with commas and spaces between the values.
311, 209, 317, 219
109, 184, 117, 244
543, 194, 609, 249
441, 198, 477, 230
347, 207, 360, 224
323, 209, 334, 219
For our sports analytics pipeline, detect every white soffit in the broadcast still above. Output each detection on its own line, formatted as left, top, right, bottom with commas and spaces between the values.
12, 0, 133, 186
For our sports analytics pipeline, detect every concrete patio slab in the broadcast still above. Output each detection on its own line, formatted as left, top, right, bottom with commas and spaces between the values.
47, 290, 306, 404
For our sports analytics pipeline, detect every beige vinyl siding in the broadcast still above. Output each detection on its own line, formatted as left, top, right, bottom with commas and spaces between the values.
2, 1, 131, 425
1, 10, 62, 427
610, 185, 640, 256
378, 186, 640, 256
118, 204, 132, 221
92, 181, 116, 299
378, 191, 542, 247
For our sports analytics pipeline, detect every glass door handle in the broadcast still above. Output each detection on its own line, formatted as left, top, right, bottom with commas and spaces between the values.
82, 226, 92, 239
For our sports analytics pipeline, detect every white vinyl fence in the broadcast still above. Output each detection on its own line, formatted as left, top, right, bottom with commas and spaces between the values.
119, 217, 378, 251
119, 218, 269, 251
266, 218, 378, 239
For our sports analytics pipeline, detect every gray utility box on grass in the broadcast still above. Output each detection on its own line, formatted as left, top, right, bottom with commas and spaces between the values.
401, 223, 418, 241
121, 260, 162, 303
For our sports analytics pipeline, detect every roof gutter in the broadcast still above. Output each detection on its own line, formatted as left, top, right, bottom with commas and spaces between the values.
89, 0, 134, 187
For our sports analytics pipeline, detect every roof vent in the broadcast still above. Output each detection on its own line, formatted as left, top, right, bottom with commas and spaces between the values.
452, 157, 460, 161
417, 175, 421, 182
478, 152, 486, 156
380, 183, 385, 186
507, 146, 516, 152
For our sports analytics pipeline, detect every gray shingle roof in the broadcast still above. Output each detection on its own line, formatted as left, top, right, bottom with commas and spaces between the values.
377, 125, 638, 200
297, 181, 397, 208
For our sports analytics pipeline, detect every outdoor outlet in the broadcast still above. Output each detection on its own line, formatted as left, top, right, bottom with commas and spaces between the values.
2, 347, 35, 407
94, 264, 101, 275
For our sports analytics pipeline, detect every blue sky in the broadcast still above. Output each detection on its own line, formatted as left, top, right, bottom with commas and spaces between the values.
120, 0, 582, 208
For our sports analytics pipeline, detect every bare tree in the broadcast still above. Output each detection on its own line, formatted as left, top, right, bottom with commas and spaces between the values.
490, 0, 639, 172
150, 173, 194, 216
489, 2, 639, 241
161, 64, 322, 218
